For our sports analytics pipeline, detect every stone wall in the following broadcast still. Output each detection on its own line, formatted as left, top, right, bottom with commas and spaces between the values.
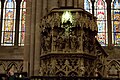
0, 0, 119, 77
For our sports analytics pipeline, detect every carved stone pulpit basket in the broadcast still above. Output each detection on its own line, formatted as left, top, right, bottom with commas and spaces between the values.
39, 8, 107, 77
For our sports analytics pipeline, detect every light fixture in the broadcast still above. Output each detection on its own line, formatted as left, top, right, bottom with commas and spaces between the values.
62, 11, 73, 24
61, 11, 73, 37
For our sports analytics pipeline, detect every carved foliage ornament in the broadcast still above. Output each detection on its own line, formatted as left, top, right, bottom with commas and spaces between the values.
40, 11, 98, 32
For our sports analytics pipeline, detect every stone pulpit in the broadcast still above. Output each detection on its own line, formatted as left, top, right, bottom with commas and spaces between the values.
39, 8, 108, 77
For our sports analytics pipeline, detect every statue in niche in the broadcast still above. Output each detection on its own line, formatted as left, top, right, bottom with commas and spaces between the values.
54, 13, 61, 27
89, 35, 95, 53
56, 31, 65, 51
39, 67, 43, 76
41, 35, 45, 52
64, 37, 70, 52
77, 30, 81, 51
53, 36, 57, 51
73, 12, 80, 26
83, 32, 90, 53
44, 34, 51, 51
41, 29, 51, 52
46, 15, 52, 24
52, 28, 58, 51
70, 31, 77, 51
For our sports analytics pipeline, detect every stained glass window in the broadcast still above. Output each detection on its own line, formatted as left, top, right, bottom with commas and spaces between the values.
84, 0, 92, 13
84, 0, 107, 46
0, 0, 1, 20
0, 0, 1, 26
19, 0, 26, 46
94, 0, 107, 46
1, 0, 16, 46
111, 0, 120, 46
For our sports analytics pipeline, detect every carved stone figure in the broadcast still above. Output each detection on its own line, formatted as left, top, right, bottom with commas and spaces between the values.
52, 36, 57, 51
56, 30, 64, 51
45, 35, 51, 51
39, 67, 43, 76
56, 36, 64, 51
64, 37, 70, 52
70, 31, 77, 51
83, 32, 90, 53
41, 30, 51, 52
54, 13, 61, 27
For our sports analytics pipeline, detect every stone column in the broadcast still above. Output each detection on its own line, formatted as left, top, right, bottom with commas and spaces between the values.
29, 0, 37, 76
33, 0, 42, 76
106, 0, 112, 49
23, 0, 32, 76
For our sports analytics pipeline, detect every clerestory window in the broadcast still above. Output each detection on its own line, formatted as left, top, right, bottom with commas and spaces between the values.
0, 0, 26, 46
84, 0, 120, 46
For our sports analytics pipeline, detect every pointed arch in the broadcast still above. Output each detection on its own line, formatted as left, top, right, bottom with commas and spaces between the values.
19, 0, 26, 46
56, 71, 66, 76
1, 0, 16, 46
107, 60, 120, 69
107, 60, 120, 77
68, 71, 78, 76
19, 63, 23, 72
7, 62, 18, 73
84, 71, 88, 77
0, 62, 6, 73
84, 0, 92, 13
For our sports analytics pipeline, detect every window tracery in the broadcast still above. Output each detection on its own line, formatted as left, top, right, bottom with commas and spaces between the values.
19, 0, 26, 46
1, 0, 16, 46
0, 0, 26, 46
111, 0, 120, 46
84, 0, 108, 46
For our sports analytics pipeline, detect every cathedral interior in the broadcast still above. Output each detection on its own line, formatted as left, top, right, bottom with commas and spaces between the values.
0, 0, 120, 79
